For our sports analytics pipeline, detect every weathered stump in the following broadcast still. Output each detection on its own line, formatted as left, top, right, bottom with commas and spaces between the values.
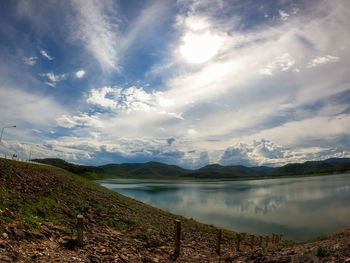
77, 214, 84, 247
236, 234, 241, 252
216, 229, 222, 255
172, 219, 181, 259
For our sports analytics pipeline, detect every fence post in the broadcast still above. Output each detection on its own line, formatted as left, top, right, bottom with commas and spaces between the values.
216, 229, 222, 255
77, 214, 84, 247
236, 234, 241, 252
265, 236, 269, 248
279, 234, 283, 243
250, 235, 254, 249
259, 236, 263, 247
173, 219, 181, 259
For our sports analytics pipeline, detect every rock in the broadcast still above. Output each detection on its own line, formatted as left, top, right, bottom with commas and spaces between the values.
11, 228, 25, 239
37, 246, 46, 251
120, 254, 128, 261
58, 235, 71, 244
30, 231, 45, 239
2, 232, 9, 239
13, 221, 27, 230
0, 255, 13, 263
0, 238, 6, 248
345, 258, 350, 262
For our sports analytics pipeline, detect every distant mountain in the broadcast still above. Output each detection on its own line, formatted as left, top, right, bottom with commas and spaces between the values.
269, 161, 333, 176
251, 166, 275, 174
188, 164, 262, 178
32, 157, 350, 180
101, 161, 192, 178
270, 158, 350, 177
323, 158, 350, 165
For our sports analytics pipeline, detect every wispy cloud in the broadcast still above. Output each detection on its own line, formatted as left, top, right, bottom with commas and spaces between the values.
56, 113, 102, 129
23, 56, 37, 65
71, 0, 120, 71
278, 10, 290, 21
0, 86, 65, 127
307, 55, 340, 68
39, 49, 53, 60
86, 86, 177, 114
259, 53, 296, 75
39, 72, 67, 87
45, 72, 67, 82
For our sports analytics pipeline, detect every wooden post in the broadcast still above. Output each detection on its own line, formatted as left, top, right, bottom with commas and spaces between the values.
272, 234, 275, 245
173, 219, 181, 259
236, 234, 241, 252
265, 236, 269, 248
279, 234, 283, 243
250, 235, 254, 249
259, 236, 263, 247
77, 214, 84, 247
216, 229, 222, 255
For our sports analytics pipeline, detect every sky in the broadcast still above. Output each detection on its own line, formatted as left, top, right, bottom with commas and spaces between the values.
0, 0, 349, 168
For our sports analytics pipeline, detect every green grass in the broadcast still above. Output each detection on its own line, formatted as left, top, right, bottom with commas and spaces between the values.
315, 245, 327, 258
282, 234, 329, 247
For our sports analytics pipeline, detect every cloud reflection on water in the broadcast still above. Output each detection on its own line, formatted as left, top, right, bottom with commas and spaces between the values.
99, 174, 350, 240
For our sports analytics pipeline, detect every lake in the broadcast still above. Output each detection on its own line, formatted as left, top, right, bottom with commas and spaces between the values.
97, 174, 350, 241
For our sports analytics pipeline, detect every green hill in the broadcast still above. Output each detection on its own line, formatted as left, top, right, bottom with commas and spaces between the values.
32, 158, 105, 180
188, 164, 262, 178
32, 157, 350, 180
101, 161, 192, 178
270, 160, 350, 177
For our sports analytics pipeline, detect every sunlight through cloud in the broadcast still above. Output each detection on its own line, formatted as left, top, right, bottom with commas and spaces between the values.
179, 33, 222, 64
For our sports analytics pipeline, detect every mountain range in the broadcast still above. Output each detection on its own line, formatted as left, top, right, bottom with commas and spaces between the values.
32, 157, 350, 180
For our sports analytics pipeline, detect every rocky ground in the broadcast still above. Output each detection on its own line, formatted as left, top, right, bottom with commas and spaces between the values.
1, 158, 350, 262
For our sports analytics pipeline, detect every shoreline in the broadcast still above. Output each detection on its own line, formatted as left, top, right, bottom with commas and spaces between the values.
96, 170, 350, 182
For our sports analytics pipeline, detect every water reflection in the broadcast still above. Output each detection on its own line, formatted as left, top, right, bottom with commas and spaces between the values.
98, 174, 350, 241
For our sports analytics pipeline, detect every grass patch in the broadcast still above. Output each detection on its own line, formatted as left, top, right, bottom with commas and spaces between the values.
315, 245, 327, 258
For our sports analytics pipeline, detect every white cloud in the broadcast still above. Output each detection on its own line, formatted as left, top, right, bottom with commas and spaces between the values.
23, 56, 37, 65
39, 49, 53, 60
279, 10, 290, 21
32, 129, 42, 133
40, 72, 67, 84
45, 82, 56, 88
307, 55, 340, 68
0, 86, 65, 126
71, 0, 120, 71
87, 86, 118, 109
86, 86, 177, 114
179, 32, 223, 64
5, 0, 350, 168
75, 70, 85, 78
259, 53, 296, 75
56, 113, 102, 128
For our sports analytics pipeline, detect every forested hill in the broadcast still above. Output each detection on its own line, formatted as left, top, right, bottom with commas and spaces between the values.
32, 157, 350, 180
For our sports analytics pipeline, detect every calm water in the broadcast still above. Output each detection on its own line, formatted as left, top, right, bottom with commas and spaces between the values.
97, 174, 350, 241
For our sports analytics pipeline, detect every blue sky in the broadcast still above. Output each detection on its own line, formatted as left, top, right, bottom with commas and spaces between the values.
0, 0, 349, 168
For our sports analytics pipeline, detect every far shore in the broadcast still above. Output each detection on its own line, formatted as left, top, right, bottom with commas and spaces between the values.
95, 170, 350, 182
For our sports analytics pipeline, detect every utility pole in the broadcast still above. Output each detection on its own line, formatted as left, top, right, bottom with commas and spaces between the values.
0, 125, 16, 143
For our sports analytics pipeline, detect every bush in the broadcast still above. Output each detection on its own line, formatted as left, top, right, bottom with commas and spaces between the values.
316, 245, 327, 258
